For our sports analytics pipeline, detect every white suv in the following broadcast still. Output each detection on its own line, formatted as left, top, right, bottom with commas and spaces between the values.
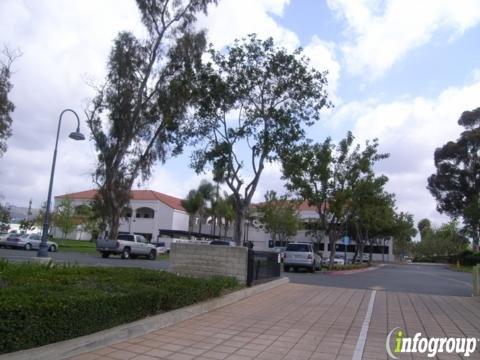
283, 242, 322, 273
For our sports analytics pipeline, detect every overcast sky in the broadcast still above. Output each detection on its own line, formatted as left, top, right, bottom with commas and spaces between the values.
1, 0, 480, 228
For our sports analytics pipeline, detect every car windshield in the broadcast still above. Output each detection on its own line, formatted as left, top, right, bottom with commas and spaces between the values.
210, 240, 229, 245
156, 242, 165, 247
285, 244, 310, 252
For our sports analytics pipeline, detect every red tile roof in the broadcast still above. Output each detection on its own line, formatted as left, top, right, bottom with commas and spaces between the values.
55, 189, 185, 211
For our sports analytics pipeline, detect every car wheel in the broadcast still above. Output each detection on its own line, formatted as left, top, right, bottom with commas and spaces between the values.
293, 267, 297, 272
121, 247, 130, 259
101, 251, 110, 258
310, 263, 316, 273
148, 250, 156, 260
24, 243, 32, 251
284, 265, 289, 272
48, 244, 57, 252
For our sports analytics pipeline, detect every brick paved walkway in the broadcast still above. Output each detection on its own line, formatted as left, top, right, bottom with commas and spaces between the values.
68, 284, 480, 360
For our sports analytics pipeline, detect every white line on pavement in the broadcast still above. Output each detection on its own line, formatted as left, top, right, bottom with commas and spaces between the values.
352, 289, 376, 360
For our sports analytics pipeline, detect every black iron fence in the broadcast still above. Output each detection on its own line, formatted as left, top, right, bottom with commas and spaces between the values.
246, 250, 281, 286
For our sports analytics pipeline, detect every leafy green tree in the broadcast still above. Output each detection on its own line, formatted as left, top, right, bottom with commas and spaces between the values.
281, 132, 388, 268
392, 212, 417, 259
427, 107, 480, 251
0, 203, 10, 232
214, 192, 235, 238
0, 48, 20, 157
349, 175, 396, 262
191, 35, 330, 245
257, 191, 301, 247
417, 218, 432, 240
87, 0, 216, 240
52, 198, 76, 241
414, 220, 468, 258
181, 189, 203, 236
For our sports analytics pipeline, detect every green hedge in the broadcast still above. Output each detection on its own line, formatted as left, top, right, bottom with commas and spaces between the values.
413, 251, 480, 266
0, 261, 239, 354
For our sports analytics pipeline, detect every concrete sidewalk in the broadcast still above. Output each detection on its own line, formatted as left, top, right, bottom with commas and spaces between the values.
68, 284, 480, 360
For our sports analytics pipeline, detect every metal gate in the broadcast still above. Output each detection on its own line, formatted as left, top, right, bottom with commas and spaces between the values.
246, 249, 281, 286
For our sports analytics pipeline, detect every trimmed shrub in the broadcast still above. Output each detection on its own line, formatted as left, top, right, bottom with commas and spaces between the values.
0, 261, 239, 354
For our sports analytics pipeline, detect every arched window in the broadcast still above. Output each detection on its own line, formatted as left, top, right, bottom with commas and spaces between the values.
136, 207, 155, 219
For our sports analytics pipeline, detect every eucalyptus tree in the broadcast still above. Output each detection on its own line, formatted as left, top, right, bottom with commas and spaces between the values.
87, 0, 216, 240
281, 132, 388, 268
191, 35, 330, 245
0, 47, 20, 157
427, 107, 480, 250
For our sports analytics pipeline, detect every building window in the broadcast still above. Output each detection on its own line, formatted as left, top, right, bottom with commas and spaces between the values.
136, 207, 155, 219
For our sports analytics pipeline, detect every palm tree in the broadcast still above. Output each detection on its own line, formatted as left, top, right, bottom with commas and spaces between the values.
196, 180, 214, 237
215, 192, 235, 238
181, 190, 202, 237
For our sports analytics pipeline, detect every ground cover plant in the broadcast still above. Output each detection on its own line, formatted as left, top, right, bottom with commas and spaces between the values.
0, 261, 239, 353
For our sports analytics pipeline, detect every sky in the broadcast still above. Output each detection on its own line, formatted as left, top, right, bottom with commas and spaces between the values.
0, 0, 480, 229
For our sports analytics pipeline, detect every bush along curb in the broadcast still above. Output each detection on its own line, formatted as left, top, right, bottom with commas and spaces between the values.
0, 277, 289, 360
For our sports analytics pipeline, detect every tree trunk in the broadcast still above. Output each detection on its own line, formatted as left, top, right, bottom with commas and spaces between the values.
473, 230, 479, 252
109, 210, 120, 240
369, 237, 374, 263
233, 209, 245, 246
328, 231, 337, 269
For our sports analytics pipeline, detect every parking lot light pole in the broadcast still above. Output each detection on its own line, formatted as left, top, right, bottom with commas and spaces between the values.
37, 109, 85, 258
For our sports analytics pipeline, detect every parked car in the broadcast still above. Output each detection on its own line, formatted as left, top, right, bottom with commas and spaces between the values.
3, 233, 58, 252
272, 247, 286, 262
283, 242, 322, 273
333, 255, 346, 265
96, 234, 157, 260
154, 241, 168, 255
209, 240, 236, 246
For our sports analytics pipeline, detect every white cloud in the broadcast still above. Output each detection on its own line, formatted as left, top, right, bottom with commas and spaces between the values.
329, 79, 480, 226
327, 0, 480, 78
303, 36, 341, 102
198, 0, 298, 50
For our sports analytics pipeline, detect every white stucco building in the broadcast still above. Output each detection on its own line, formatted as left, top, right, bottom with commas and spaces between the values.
54, 189, 190, 241
54, 189, 394, 261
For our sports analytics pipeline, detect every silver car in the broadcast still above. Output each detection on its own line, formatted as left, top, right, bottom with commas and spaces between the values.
4, 233, 58, 252
283, 242, 322, 273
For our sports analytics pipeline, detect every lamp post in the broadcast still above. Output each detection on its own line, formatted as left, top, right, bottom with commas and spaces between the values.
37, 109, 85, 258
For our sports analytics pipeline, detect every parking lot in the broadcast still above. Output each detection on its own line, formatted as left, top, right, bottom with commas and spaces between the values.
0, 247, 473, 297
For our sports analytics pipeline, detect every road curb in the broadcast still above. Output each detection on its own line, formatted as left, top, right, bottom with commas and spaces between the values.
0, 277, 289, 360
325, 265, 383, 276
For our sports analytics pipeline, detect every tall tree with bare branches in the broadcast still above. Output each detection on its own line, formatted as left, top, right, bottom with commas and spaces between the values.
87, 0, 216, 239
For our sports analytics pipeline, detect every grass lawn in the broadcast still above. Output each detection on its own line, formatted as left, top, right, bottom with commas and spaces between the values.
56, 239, 97, 253
0, 261, 240, 354
448, 264, 474, 273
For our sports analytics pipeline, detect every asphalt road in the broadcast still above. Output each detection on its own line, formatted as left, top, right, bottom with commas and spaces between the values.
286, 263, 474, 297
0, 248, 473, 297
0, 248, 169, 270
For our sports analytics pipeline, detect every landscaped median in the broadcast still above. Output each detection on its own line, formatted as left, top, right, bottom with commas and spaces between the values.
0, 260, 240, 354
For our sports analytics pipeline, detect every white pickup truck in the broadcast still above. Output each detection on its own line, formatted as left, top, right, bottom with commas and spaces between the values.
96, 234, 157, 260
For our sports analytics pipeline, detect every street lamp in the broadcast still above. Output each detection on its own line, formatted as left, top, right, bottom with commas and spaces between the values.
37, 109, 85, 257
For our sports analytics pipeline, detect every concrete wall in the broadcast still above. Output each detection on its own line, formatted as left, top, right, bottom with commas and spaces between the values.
170, 243, 248, 284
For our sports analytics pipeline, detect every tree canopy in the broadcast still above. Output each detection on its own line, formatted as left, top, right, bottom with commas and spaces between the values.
256, 191, 301, 247
87, 0, 216, 239
427, 107, 480, 250
191, 35, 330, 244
0, 48, 19, 157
